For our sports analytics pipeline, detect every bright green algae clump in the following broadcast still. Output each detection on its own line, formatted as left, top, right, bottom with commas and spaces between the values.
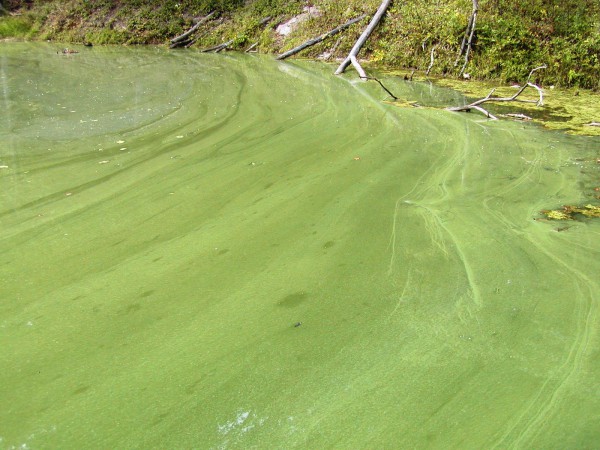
1, 43, 600, 449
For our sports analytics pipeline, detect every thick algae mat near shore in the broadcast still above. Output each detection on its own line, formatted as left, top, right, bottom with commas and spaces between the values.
1, 43, 599, 448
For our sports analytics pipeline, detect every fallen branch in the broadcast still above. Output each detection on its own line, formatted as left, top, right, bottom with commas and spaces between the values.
350, 55, 367, 78
447, 65, 547, 119
245, 42, 258, 53
363, 76, 398, 100
504, 113, 533, 121
170, 12, 215, 48
201, 39, 234, 53
276, 14, 367, 60
425, 45, 437, 76
454, 0, 478, 75
335, 0, 392, 75
348, 56, 397, 100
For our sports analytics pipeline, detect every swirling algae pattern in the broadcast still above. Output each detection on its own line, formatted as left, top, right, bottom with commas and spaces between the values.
0, 43, 599, 449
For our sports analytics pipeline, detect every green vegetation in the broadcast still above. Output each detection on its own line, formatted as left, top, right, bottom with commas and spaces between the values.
1, 0, 599, 90
0, 14, 36, 38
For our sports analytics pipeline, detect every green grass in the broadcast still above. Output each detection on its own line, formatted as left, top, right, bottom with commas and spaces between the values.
0, 16, 35, 38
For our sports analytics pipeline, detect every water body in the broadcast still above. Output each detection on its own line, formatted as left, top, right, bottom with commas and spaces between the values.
1, 43, 599, 449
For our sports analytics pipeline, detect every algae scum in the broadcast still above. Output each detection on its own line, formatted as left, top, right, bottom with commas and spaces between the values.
1, 43, 599, 449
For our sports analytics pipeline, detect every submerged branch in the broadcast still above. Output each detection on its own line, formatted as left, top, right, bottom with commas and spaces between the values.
347, 56, 397, 100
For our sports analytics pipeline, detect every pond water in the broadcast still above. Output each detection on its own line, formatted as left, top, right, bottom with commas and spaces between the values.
1, 42, 599, 449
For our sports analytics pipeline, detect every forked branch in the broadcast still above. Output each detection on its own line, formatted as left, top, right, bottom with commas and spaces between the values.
447, 65, 547, 120
335, 0, 392, 75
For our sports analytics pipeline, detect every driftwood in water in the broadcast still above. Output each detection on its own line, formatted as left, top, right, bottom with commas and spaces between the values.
201, 39, 234, 53
335, 0, 392, 75
447, 65, 546, 120
170, 12, 215, 48
454, 0, 479, 75
504, 113, 532, 121
276, 14, 367, 60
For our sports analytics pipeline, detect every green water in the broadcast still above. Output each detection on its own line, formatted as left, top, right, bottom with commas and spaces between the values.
1, 43, 599, 449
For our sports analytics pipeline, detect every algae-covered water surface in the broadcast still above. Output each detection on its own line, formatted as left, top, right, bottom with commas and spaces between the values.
1, 43, 599, 449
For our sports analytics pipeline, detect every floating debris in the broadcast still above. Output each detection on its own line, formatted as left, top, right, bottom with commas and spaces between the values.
540, 204, 600, 220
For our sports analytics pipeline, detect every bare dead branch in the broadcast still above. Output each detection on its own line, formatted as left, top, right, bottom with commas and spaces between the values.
454, 0, 478, 74
350, 55, 368, 78
470, 105, 498, 120
426, 45, 437, 76
276, 14, 367, 60
335, 0, 392, 75
170, 12, 215, 47
201, 39, 234, 53
363, 76, 398, 100
460, 0, 478, 75
347, 56, 398, 100
504, 113, 533, 120
454, 14, 474, 67
245, 42, 258, 53
448, 65, 546, 120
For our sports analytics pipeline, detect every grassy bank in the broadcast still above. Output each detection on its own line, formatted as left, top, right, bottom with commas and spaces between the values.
2, 0, 600, 90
